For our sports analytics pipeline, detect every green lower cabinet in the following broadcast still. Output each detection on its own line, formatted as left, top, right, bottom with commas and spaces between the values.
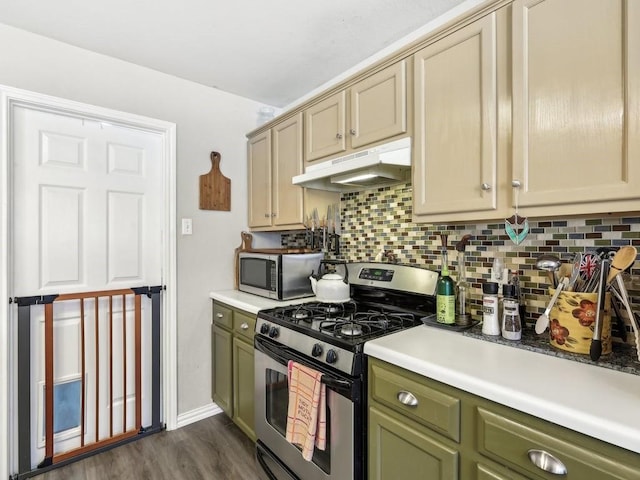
212, 324, 233, 414
368, 358, 640, 480
233, 336, 256, 441
474, 462, 530, 480
212, 300, 257, 441
369, 404, 459, 480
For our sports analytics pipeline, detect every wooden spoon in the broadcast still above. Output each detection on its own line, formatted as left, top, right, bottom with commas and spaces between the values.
606, 246, 637, 285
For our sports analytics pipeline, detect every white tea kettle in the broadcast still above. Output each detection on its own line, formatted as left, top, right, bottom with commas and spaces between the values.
309, 260, 351, 303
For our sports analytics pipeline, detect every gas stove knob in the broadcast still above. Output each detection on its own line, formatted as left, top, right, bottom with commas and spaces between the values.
311, 344, 323, 357
268, 326, 279, 339
260, 323, 270, 335
325, 349, 338, 364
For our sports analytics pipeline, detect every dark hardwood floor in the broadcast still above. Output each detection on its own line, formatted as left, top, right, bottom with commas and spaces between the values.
34, 413, 259, 480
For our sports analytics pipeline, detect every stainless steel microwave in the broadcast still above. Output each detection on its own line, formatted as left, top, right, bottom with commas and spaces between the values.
238, 252, 324, 300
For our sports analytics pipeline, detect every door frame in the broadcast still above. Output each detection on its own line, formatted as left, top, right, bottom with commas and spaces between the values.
0, 85, 178, 479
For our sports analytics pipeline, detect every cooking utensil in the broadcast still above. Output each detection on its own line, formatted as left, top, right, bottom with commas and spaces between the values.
606, 246, 637, 285
536, 254, 561, 288
590, 259, 610, 361
610, 275, 640, 361
535, 277, 568, 334
567, 253, 582, 291
334, 204, 341, 255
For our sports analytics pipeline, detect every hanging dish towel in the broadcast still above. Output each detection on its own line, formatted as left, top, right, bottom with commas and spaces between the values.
286, 360, 327, 461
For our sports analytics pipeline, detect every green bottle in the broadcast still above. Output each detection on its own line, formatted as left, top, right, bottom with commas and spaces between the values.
436, 236, 456, 324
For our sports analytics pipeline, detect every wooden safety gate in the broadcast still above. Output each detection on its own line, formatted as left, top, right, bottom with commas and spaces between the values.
13, 286, 164, 479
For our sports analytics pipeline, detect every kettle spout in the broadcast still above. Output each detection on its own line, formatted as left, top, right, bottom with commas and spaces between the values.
309, 274, 317, 294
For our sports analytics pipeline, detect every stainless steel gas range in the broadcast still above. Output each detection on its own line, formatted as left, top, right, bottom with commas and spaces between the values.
254, 262, 439, 480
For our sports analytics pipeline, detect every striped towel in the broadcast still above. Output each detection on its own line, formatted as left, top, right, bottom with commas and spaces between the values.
285, 360, 327, 461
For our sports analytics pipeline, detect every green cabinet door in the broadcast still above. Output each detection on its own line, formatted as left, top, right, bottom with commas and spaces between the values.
369, 404, 459, 480
212, 324, 233, 415
233, 336, 256, 441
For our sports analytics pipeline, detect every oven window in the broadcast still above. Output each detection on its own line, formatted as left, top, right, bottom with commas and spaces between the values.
265, 368, 331, 474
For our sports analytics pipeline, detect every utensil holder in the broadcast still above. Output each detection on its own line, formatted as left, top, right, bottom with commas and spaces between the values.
548, 289, 612, 355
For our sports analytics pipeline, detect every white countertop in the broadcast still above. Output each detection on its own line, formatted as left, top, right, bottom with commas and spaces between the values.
209, 289, 317, 314
364, 326, 640, 454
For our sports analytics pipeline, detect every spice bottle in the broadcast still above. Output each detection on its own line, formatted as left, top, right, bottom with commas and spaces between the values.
501, 284, 522, 340
481, 282, 500, 335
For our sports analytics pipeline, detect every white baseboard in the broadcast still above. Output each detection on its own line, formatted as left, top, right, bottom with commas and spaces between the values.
175, 402, 223, 429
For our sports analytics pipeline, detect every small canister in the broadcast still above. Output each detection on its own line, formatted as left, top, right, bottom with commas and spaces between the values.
482, 282, 500, 335
501, 284, 522, 341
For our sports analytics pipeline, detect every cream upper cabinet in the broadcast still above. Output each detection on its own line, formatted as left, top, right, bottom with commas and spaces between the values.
512, 0, 640, 213
247, 130, 272, 228
305, 91, 347, 161
305, 60, 408, 163
271, 113, 305, 228
413, 11, 502, 219
350, 60, 407, 149
248, 113, 339, 231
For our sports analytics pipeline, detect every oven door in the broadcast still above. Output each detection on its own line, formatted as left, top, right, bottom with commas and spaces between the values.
254, 336, 357, 480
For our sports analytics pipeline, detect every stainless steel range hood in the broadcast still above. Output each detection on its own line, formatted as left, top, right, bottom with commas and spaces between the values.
292, 137, 411, 192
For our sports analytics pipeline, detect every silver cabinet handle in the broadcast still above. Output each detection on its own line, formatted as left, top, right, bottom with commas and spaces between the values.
271, 213, 277, 217
512, 179, 522, 188
349, 128, 356, 135
216, 313, 224, 318
264, 213, 270, 218
481, 183, 492, 191
396, 390, 418, 407
240, 322, 249, 330
336, 133, 343, 139
527, 449, 567, 475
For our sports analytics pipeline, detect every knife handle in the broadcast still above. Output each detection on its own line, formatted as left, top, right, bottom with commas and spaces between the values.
589, 339, 602, 361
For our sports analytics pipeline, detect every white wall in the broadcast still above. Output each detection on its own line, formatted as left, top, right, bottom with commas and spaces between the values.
0, 23, 267, 416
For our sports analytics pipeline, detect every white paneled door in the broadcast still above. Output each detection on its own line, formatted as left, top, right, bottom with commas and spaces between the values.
11, 105, 164, 466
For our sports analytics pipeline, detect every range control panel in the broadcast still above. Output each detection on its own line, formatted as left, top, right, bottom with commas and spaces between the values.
358, 268, 395, 282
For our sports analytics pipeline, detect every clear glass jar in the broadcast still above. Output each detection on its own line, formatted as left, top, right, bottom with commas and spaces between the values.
501, 284, 521, 340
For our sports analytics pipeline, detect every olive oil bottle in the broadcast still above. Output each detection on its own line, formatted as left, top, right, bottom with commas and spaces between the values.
436, 234, 456, 324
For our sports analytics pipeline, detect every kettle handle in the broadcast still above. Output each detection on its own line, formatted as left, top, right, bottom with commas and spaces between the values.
319, 259, 349, 284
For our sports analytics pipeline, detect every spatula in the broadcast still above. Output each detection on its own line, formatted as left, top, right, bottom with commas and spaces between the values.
535, 277, 569, 334
606, 246, 637, 285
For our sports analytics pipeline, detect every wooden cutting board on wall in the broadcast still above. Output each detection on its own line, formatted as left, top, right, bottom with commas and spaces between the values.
199, 151, 231, 211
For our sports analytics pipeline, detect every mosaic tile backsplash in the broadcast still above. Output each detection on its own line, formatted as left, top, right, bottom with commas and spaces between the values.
282, 182, 640, 342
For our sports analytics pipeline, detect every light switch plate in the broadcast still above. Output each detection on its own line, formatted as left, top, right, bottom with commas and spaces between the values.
181, 218, 192, 235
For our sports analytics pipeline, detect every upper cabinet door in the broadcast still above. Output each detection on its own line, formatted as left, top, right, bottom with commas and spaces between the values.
413, 13, 499, 217
350, 60, 408, 149
512, 0, 640, 207
305, 91, 346, 162
272, 113, 305, 228
247, 130, 272, 228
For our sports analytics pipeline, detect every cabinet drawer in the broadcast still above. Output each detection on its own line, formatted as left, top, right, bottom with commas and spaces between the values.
233, 310, 256, 341
369, 360, 460, 442
476, 407, 640, 480
213, 303, 233, 329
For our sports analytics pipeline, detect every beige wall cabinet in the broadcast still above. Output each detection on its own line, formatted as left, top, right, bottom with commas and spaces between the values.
413, 0, 639, 223
304, 60, 408, 163
247, 129, 273, 228
211, 301, 256, 441
369, 358, 640, 480
248, 113, 338, 231
413, 10, 503, 221
511, 0, 640, 215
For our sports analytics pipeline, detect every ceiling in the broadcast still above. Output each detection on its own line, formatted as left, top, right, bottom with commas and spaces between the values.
0, 0, 469, 107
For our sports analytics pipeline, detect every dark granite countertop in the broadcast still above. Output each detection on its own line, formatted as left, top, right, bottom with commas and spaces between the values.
463, 325, 640, 376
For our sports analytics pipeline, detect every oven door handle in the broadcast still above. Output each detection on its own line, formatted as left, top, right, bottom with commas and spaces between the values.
321, 377, 351, 389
